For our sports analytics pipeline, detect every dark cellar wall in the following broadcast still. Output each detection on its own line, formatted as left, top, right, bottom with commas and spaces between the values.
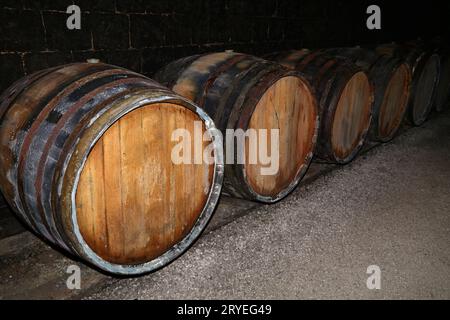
0, 0, 449, 92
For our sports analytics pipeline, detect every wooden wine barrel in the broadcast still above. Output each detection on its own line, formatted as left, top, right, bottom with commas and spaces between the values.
377, 43, 440, 125
267, 50, 374, 163
421, 37, 450, 111
323, 47, 412, 142
155, 51, 319, 203
434, 49, 450, 112
0, 63, 223, 275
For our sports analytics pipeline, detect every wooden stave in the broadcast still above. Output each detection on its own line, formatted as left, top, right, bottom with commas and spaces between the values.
0, 63, 224, 275
155, 52, 320, 203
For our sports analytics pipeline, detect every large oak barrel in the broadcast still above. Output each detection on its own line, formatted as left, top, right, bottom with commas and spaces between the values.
0, 63, 223, 275
377, 43, 440, 125
267, 50, 374, 164
155, 51, 319, 203
323, 47, 412, 142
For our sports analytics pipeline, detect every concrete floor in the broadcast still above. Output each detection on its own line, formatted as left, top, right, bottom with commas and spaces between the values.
1, 111, 449, 300
87, 111, 450, 300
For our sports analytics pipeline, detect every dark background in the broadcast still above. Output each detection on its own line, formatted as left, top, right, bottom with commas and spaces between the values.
0, 0, 449, 93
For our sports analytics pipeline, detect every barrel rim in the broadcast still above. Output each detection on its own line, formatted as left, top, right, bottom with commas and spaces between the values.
60, 90, 224, 275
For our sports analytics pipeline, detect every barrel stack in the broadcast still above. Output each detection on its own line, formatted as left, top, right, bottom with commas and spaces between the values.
0, 63, 224, 275
0, 41, 447, 277
155, 51, 320, 203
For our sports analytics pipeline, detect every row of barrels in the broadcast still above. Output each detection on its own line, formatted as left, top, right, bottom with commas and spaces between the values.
0, 42, 448, 275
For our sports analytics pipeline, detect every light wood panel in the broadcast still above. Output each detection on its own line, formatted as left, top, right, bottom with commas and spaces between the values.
76, 103, 214, 265
331, 72, 372, 160
379, 64, 410, 139
245, 76, 317, 197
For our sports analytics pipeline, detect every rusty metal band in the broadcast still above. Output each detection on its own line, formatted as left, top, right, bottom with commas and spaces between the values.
156, 54, 203, 90
15, 66, 128, 243
0, 65, 71, 122
32, 75, 149, 249
197, 54, 249, 108
205, 57, 264, 131
2, 64, 105, 236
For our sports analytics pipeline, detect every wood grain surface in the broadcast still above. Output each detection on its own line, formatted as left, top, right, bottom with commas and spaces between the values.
331, 72, 372, 160
76, 103, 214, 264
245, 76, 317, 196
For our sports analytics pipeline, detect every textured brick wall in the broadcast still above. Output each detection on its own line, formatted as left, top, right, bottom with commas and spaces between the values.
0, 0, 448, 93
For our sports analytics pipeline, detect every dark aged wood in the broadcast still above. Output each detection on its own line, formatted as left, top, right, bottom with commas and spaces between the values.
155, 51, 319, 203
323, 48, 412, 142
376, 43, 441, 126
0, 193, 6, 208
433, 49, 450, 112
0, 63, 223, 275
266, 50, 374, 164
